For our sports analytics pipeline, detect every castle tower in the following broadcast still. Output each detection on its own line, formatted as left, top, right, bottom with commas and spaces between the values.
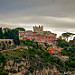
33, 25, 43, 33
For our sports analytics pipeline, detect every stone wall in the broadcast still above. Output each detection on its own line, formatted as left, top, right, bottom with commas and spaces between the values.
0, 39, 14, 50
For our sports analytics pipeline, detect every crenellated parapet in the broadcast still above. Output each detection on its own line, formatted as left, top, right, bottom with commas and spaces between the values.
33, 25, 43, 33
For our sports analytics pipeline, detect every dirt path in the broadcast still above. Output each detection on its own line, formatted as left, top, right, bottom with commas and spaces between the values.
0, 46, 22, 53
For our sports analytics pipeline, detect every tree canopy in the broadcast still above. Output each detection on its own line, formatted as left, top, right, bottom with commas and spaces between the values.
0, 27, 25, 45
62, 32, 74, 41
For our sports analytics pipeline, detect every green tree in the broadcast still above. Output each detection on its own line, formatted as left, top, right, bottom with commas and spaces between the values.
0, 53, 6, 64
3, 28, 11, 39
62, 32, 73, 41
3, 28, 11, 32
0, 69, 8, 75
61, 50, 68, 56
15, 27, 25, 31
11, 29, 20, 45
0, 27, 3, 39
57, 37, 68, 48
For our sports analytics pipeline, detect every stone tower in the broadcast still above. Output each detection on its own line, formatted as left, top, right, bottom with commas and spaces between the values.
33, 25, 43, 33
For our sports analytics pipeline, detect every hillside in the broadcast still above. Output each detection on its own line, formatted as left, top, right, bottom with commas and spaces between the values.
0, 40, 65, 75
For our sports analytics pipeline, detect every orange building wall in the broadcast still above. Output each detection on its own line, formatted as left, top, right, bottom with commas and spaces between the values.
48, 50, 59, 54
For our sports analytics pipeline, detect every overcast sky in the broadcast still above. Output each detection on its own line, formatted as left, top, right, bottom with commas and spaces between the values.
0, 0, 75, 37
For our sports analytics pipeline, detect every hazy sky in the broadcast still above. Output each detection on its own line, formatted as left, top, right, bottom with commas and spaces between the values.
0, 0, 75, 37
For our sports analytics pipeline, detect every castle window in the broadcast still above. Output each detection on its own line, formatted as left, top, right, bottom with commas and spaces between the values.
49, 40, 51, 43
56, 51, 58, 54
5, 41, 7, 44
42, 37, 44, 38
51, 35, 54, 38
29, 36, 31, 38
38, 37, 40, 38
32, 37, 34, 39
52, 41, 55, 43
49, 37, 50, 39
9, 41, 11, 44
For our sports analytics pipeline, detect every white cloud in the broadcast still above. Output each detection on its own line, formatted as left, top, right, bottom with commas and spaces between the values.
0, 0, 75, 36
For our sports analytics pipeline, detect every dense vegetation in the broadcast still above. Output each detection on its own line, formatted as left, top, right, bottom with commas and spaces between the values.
0, 40, 65, 74
20, 40, 65, 73
57, 34, 75, 71
0, 53, 8, 75
0, 27, 25, 45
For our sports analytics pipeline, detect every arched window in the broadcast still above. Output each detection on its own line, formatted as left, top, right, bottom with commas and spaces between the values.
9, 41, 11, 44
5, 41, 7, 44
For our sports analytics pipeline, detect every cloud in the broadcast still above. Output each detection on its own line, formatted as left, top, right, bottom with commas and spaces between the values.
0, 0, 75, 36
0, 16, 75, 30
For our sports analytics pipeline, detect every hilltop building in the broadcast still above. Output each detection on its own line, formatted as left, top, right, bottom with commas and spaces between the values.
33, 25, 43, 33
19, 25, 57, 45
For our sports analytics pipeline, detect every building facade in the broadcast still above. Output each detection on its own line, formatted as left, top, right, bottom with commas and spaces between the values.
47, 49, 59, 55
19, 26, 57, 45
